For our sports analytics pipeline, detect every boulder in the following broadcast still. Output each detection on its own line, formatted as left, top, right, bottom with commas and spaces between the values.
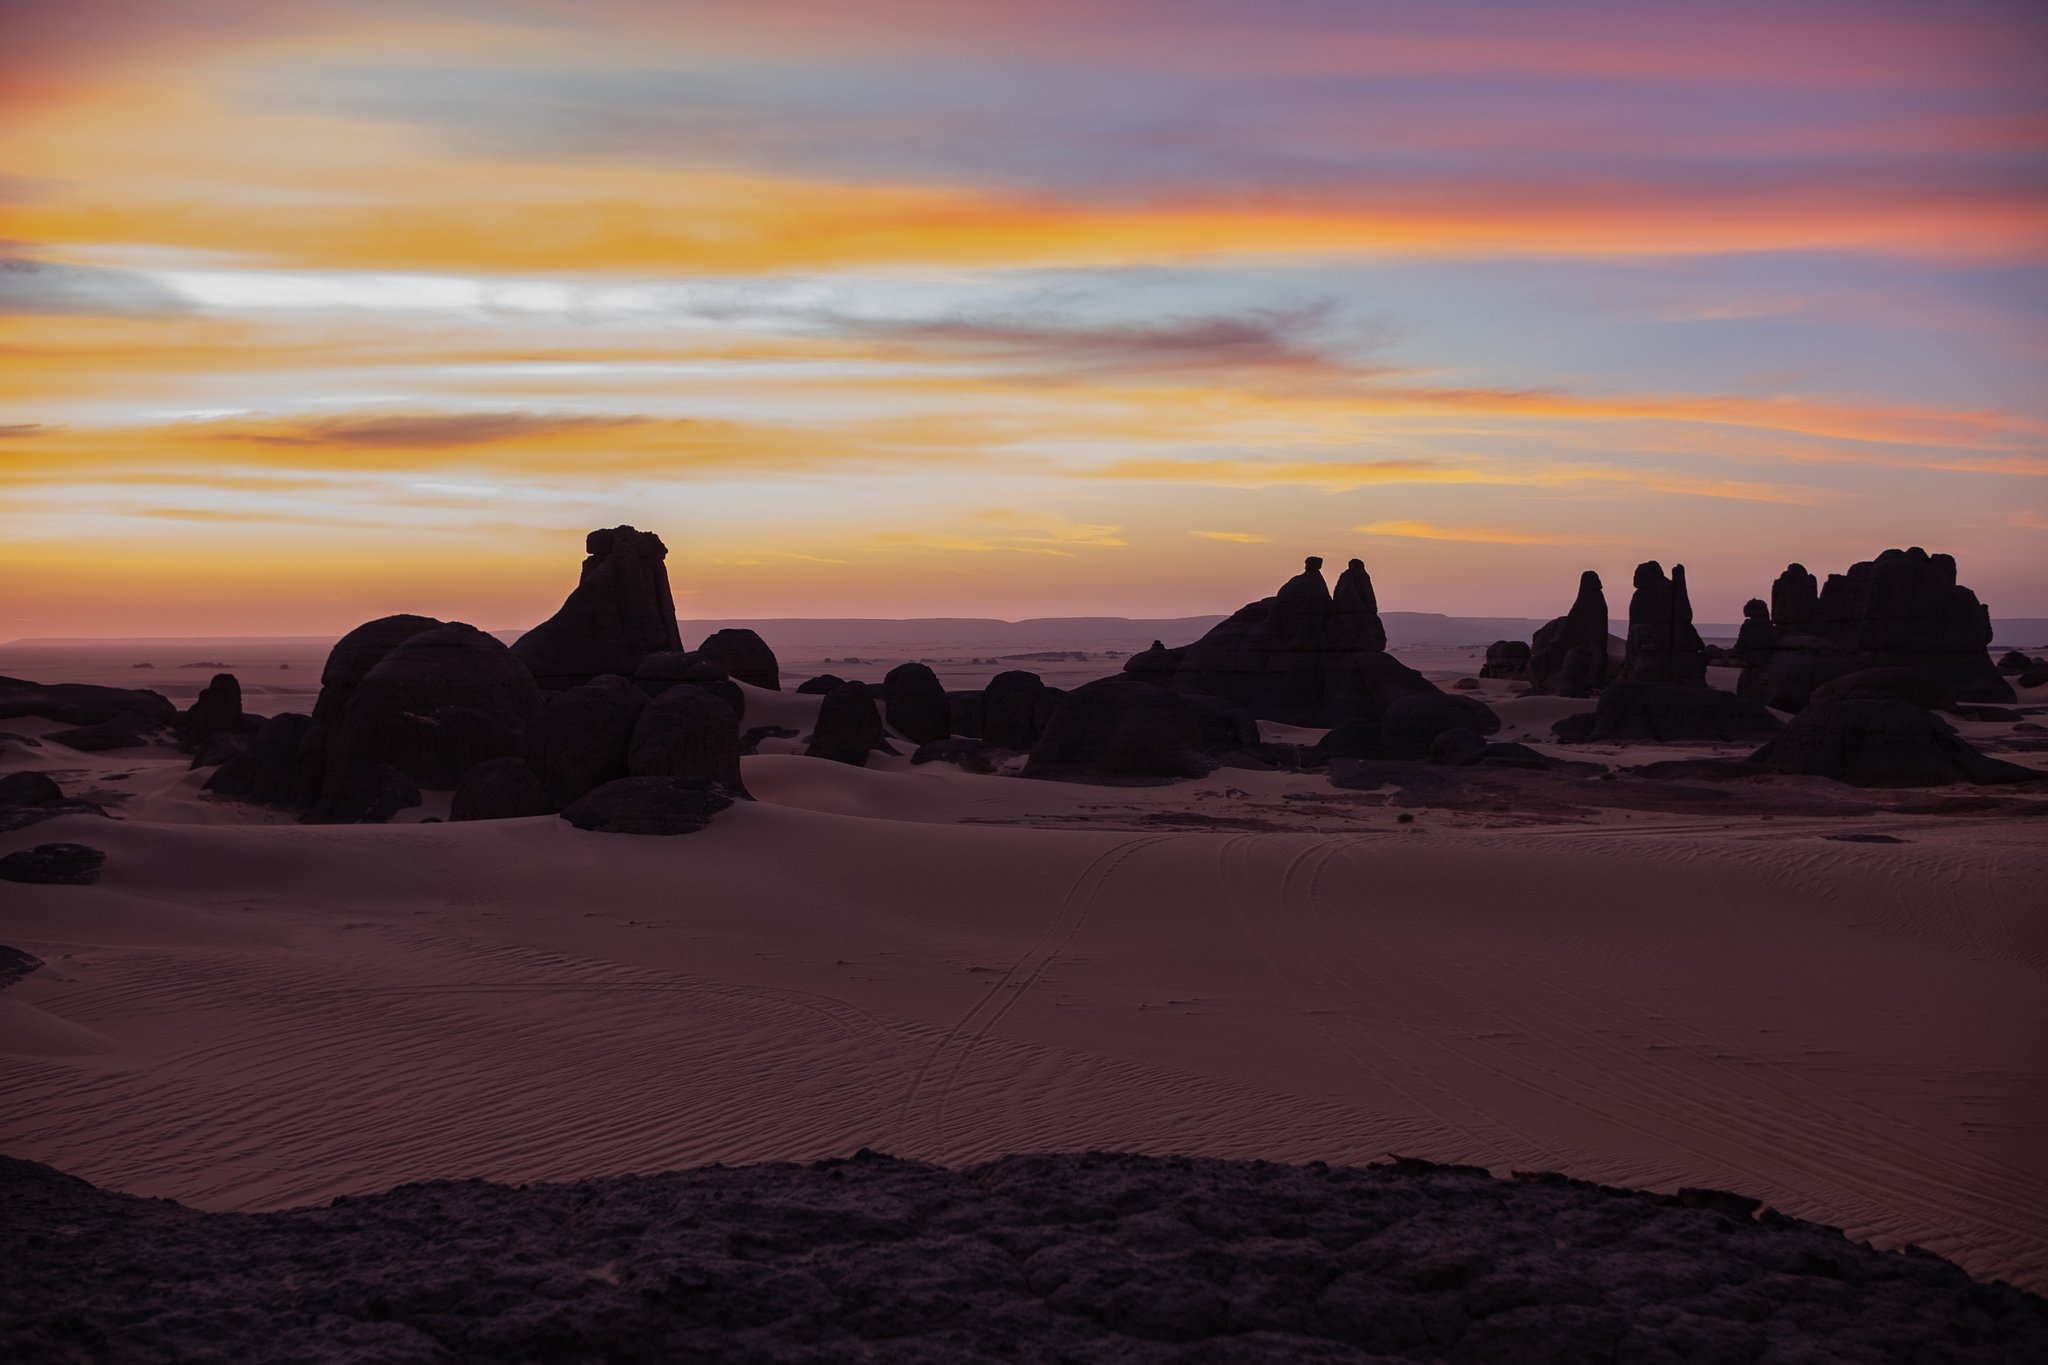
1479, 640, 1530, 680
1023, 678, 1214, 784
947, 690, 983, 738
1749, 695, 2037, 787
47, 712, 162, 752
805, 685, 897, 767
912, 739, 1002, 774
561, 776, 734, 835
629, 686, 747, 794
1377, 692, 1500, 760
0, 842, 106, 885
1619, 561, 1707, 686
204, 713, 321, 810
511, 526, 682, 689
0, 678, 176, 727
1569, 682, 1784, 744
310, 615, 444, 727
450, 756, 551, 821
1120, 640, 1185, 685
520, 674, 648, 808
1738, 549, 2013, 708
174, 673, 244, 745
796, 674, 849, 696
883, 662, 951, 744
1528, 571, 1612, 696
1809, 668, 1956, 713
1311, 719, 1383, 762
633, 651, 743, 716
0, 772, 62, 807
695, 629, 780, 691
981, 670, 1053, 750
1427, 727, 1488, 765
1996, 650, 2040, 674
1732, 598, 1776, 669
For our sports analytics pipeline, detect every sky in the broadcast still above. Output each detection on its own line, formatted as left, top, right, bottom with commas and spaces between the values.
2, 0, 2044, 639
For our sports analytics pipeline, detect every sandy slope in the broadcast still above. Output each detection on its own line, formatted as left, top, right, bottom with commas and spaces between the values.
3, 642, 2046, 1295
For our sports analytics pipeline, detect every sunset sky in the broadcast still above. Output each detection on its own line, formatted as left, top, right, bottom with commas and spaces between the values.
3, 0, 2044, 638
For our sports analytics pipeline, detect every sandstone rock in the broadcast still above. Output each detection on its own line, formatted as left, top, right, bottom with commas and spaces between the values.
1377, 692, 1500, 760
1771, 563, 1819, 632
981, 670, 1052, 750
1996, 650, 2040, 673
695, 629, 780, 691
628, 686, 746, 794
1311, 719, 1383, 762
0, 842, 105, 885
882, 662, 951, 744
174, 673, 244, 745
1732, 598, 1776, 668
520, 674, 648, 808
204, 714, 321, 810
1528, 571, 1612, 696
739, 725, 799, 755
795, 674, 849, 696
0, 772, 62, 807
560, 776, 733, 835
947, 690, 983, 738
1023, 678, 1214, 784
1809, 667, 1957, 713
1428, 727, 1488, 765
0, 678, 176, 727
450, 756, 551, 821
806, 685, 897, 767
911, 738, 1002, 774
1749, 696, 2037, 787
48, 712, 163, 752
1619, 562, 1707, 686
512, 526, 682, 689
1571, 682, 1783, 744
1480, 640, 1530, 680
1120, 640, 1185, 685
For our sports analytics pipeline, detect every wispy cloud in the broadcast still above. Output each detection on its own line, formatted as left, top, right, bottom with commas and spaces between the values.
1188, 529, 1270, 543
1354, 520, 1612, 546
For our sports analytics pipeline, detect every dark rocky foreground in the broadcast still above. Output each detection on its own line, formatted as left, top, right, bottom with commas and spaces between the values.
3, 1153, 2041, 1364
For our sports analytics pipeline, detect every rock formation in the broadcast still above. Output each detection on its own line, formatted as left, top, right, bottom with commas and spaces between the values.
1553, 682, 1783, 744
1527, 571, 1613, 696
512, 527, 682, 690
173, 673, 246, 746
450, 756, 551, 822
1023, 678, 1214, 784
520, 674, 647, 809
910, 738, 1001, 774
1619, 562, 1707, 686
980, 671, 1054, 750
1748, 693, 2036, 787
805, 684, 897, 767
882, 663, 951, 744
48, 712, 164, 752
0, 842, 105, 885
1739, 549, 2012, 709
628, 686, 747, 794
560, 776, 733, 835
795, 674, 850, 696
632, 652, 744, 717
204, 714, 321, 810
695, 629, 780, 691
0, 678, 176, 727
1375, 693, 1501, 760
1128, 556, 1434, 726
1479, 641, 1529, 680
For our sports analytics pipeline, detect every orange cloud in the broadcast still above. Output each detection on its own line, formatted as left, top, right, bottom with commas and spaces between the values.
1355, 520, 1610, 546
1188, 530, 1270, 543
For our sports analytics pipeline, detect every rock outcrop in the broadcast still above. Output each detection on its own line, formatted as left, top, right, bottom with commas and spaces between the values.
1618, 562, 1707, 686
1129, 557, 1434, 725
1375, 692, 1501, 760
805, 684, 896, 767
882, 663, 951, 744
520, 674, 648, 808
1528, 571, 1613, 696
980, 670, 1055, 750
203, 714, 321, 810
695, 629, 780, 691
1554, 682, 1783, 744
1479, 641, 1529, 680
512, 527, 682, 690
450, 756, 551, 822
1739, 550, 2013, 709
0, 678, 176, 727
173, 673, 246, 746
1748, 694, 2036, 787
628, 686, 747, 794
632, 651, 743, 716
0, 842, 105, 885
1023, 678, 1214, 784
560, 776, 733, 835
911, 738, 1002, 774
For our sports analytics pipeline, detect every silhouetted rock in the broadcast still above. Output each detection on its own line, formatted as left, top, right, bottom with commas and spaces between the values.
633, 651, 743, 716
1480, 640, 1530, 680
520, 674, 648, 808
947, 689, 983, 738
739, 724, 799, 755
806, 685, 896, 767
1619, 562, 1707, 686
1732, 597, 1776, 668
1750, 695, 2037, 787
2021, 668, 2048, 689
1476, 741, 1553, 769
1163, 556, 1425, 725
310, 615, 443, 727
0, 772, 62, 807
796, 674, 849, 696
912, 738, 1001, 774
1177, 691, 1259, 755
450, 756, 551, 821
1428, 727, 1488, 765
0, 678, 176, 727
561, 776, 733, 835
981, 670, 1053, 750
1739, 549, 2013, 708
174, 673, 244, 745
316, 622, 541, 821
883, 662, 950, 744
188, 731, 246, 770
1023, 678, 1214, 784
0, 842, 105, 885
1452, 676, 1480, 690
1567, 682, 1784, 744
696, 628, 779, 691
0, 945, 41, 990
204, 713, 320, 810
1997, 650, 2041, 673
1311, 719, 1383, 762
629, 686, 746, 794
1120, 640, 1185, 684
1377, 692, 1501, 760
1528, 571, 1612, 696
48, 712, 163, 752
1809, 667, 1957, 713
512, 526, 682, 689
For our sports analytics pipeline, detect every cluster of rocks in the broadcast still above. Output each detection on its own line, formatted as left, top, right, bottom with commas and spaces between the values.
0, 840, 105, 885
5, 1151, 2040, 1364
0, 770, 107, 834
